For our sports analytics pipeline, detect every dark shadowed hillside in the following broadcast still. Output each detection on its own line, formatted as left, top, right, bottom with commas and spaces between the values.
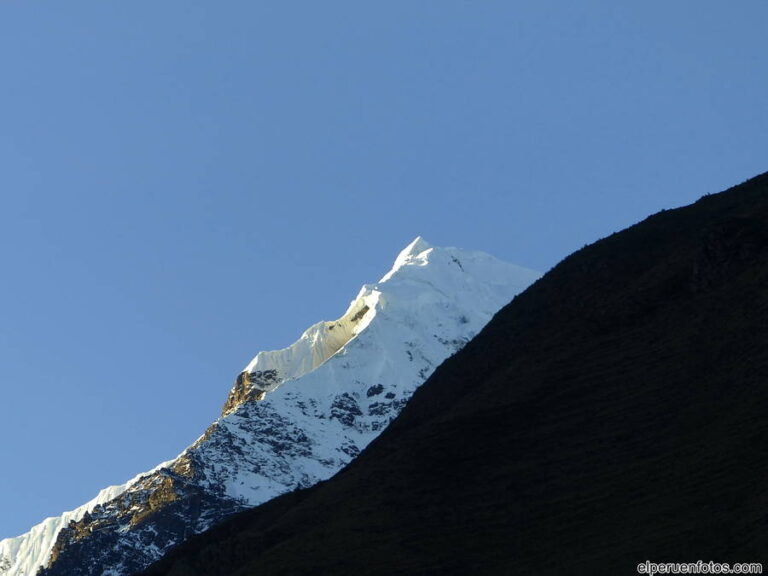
138, 172, 768, 575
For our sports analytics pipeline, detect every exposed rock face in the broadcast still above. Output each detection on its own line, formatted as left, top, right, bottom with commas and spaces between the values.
220, 370, 273, 416
43, 468, 243, 576
0, 238, 539, 576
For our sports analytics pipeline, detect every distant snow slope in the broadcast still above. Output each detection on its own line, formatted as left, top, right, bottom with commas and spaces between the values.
1, 237, 540, 576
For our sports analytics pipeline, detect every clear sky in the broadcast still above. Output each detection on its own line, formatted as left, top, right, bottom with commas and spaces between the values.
1, 1, 766, 539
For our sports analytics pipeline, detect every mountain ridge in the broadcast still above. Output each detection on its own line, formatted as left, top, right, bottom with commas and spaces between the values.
138, 171, 768, 575
0, 238, 539, 576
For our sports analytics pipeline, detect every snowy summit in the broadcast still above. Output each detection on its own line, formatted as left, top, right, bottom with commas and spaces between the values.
1, 238, 540, 576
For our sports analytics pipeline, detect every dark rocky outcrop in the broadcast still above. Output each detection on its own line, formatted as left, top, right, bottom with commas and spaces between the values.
40, 466, 244, 576
139, 172, 768, 575
221, 370, 278, 416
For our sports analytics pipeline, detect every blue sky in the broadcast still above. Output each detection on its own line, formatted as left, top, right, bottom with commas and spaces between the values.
1, 1, 766, 539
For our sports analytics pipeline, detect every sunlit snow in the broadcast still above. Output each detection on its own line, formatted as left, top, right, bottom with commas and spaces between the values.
0, 238, 540, 576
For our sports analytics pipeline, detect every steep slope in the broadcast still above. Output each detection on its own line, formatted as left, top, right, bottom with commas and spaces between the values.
0, 464, 173, 576
0, 238, 539, 576
140, 172, 768, 576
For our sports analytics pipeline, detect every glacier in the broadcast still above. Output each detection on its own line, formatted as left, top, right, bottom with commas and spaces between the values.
0, 237, 540, 576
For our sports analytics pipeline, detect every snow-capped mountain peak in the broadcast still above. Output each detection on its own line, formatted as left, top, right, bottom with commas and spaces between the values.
0, 238, 540, 576
383, 235, 433, 279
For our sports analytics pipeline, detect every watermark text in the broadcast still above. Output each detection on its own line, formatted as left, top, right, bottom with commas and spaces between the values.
638, 561, 762, 575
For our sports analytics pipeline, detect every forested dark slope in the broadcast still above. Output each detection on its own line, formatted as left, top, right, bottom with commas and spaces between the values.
139, 172, 768, 575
